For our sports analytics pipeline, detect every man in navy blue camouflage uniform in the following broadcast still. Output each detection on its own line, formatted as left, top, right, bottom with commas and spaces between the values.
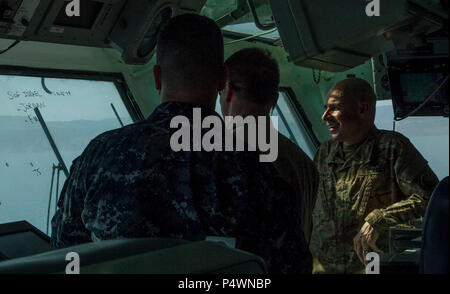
51, 13, 312, 274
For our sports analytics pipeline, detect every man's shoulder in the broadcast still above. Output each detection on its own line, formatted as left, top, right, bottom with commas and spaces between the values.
315, 138, 335, 162
313, 129, 414, 161
315, 129, 413, 152
88, 120, 164, 148
371, 129, 422, 158
278, 132, 308, 155
76, 120, 169, 172
375, 129, 411, 146
225, 149, 292, 188
277, 132, 316, 169
317, 137, 336, 150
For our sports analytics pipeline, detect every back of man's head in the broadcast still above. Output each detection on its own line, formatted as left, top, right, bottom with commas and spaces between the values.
156, 14, 224, 97
225, 48, 280, 107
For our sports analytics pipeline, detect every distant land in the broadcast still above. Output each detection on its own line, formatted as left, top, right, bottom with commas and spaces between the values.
0, 115, 126, 153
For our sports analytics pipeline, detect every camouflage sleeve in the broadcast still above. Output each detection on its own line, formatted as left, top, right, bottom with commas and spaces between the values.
309, 144, 327, 271
307, 161, 320, 244
50, 155, 91, 248
365, 137, 439, 235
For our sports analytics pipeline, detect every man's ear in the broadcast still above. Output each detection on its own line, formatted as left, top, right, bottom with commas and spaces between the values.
359, 101, 370, 117
218, 65, 227, 93
225, 81, 234, 103
153, 65, 162, 91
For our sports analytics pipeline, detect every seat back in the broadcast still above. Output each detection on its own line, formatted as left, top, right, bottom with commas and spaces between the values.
0, 238, 267, 274
420, 177, 449, 274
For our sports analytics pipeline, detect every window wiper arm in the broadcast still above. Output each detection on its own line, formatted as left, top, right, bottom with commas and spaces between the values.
34, 107, 69, 178
110, 103, 124, 127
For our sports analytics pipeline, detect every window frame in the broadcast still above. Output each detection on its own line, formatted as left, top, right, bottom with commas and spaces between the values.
278, 87, 320, 153
222, 29, 282, 46
0, 65, 143, 232
0, 65, 144, 123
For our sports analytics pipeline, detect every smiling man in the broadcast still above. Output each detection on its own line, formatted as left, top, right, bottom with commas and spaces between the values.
310, 78, 439, 274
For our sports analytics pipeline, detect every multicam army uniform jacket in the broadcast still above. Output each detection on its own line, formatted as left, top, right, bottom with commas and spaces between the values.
310, 127, 438, 273
51, 101, 312, 274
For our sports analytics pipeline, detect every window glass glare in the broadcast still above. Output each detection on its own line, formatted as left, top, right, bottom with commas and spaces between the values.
375, 100, 449, 180
0, 75, 133, 234
223, 23, 280, 40
215, 96, 223, 117
200, 0, 238, 20
272, 92, 316, 159
202, 0, 279, 40
271, 107, 288, 135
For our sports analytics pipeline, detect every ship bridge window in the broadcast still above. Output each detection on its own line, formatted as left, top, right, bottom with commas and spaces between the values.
375, 99, 449, 180
0, 70, 138, 235
222, 22, 280, 41
201, 0, 281, 43
271, 90, 319, 159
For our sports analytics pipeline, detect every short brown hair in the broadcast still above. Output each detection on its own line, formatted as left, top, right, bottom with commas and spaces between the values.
156, 14, 224, 92
225, 48, 280, 106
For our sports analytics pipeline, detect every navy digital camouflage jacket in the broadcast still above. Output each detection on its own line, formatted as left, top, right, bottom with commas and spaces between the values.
51, 101, 312, 274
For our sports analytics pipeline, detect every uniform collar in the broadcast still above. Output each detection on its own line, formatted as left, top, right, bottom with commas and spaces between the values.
148, 101, 220, 120
327, 126, 380, 166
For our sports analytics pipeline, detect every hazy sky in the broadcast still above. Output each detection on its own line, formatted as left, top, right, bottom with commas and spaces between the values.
375, 100, 449, 179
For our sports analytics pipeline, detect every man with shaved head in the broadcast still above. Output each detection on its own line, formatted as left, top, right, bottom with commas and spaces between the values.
310, 78, 438, 274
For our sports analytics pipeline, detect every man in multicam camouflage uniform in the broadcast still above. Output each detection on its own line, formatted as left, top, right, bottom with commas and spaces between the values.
310, 78, 439, 274
50, 14, 312, 274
